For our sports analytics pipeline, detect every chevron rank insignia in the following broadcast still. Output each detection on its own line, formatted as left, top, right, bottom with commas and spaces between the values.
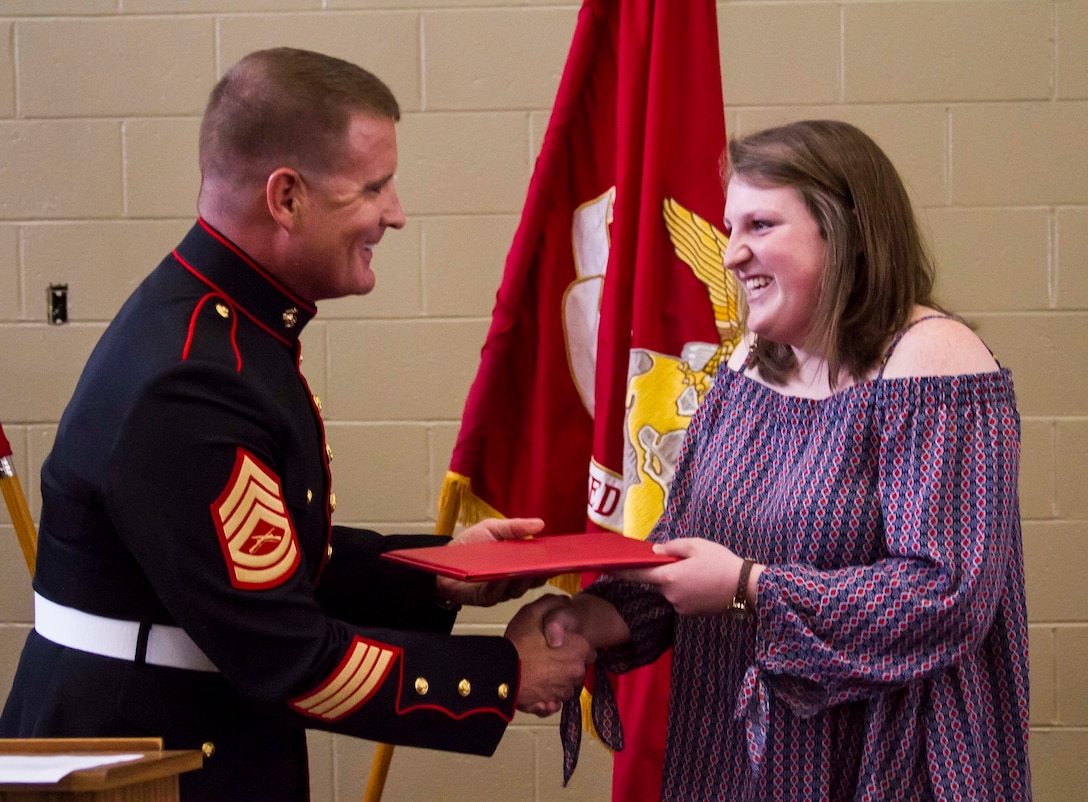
290, 636, 400, 721
212, 447, 301, 589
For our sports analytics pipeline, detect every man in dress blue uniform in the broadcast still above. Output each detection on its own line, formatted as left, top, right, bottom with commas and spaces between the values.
0, 47, 591, 801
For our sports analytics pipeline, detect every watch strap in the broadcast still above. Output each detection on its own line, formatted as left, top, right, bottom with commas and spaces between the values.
727, 558, 755, 619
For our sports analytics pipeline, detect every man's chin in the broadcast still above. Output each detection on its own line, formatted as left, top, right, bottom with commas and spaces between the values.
348, 268, 377, 297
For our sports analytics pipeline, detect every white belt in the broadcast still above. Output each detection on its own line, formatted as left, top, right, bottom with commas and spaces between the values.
34, 593, 218, 673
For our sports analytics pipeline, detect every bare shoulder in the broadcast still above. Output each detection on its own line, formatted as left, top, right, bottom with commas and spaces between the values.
881, 312, 999, 380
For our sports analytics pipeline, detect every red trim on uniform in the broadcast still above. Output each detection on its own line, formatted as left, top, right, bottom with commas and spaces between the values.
197, 218, 316, 313
211, 447, 301, 590
182, 293, 242, 371
173, 249, 292, 348
296, 344, 335, 584
392, 652, 515, 723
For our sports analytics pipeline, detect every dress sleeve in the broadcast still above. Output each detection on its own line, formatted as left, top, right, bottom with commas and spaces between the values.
581, 370, 733, 673
752, 372, 1022, 716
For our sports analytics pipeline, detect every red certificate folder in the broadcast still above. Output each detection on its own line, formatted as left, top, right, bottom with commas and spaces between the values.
381, 532, 677, 581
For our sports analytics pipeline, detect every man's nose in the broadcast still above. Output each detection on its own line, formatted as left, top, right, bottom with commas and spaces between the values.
384, 187, 406, 230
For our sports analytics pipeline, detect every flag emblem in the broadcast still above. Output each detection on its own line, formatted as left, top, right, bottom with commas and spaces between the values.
212, 447, 300, 589
290, 636, 399, 721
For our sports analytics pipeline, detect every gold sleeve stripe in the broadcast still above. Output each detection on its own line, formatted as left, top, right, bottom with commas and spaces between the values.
291, 637, 399, 722
306, 642, 380, 716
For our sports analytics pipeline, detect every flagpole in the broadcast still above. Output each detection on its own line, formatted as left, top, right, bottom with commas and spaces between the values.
0, 421, 38, 577
362, 743, 395, 802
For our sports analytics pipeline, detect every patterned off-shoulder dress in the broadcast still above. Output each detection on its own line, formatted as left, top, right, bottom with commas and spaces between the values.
565, 323, 1031, 801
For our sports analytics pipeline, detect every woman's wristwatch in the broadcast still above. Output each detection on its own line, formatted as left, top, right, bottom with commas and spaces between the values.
726, 558, 755, 619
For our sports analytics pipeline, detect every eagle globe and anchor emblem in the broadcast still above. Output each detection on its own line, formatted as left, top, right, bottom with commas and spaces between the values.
563, 188, 742, 539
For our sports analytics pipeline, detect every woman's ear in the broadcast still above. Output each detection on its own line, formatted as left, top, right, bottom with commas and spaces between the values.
266, 168, 304, 229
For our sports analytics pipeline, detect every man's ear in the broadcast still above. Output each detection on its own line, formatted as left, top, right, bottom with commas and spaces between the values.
266, 168, 304, 229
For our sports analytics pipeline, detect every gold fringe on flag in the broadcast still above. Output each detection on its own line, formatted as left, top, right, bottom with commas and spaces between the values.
580, 687, 607, 748
437, 470, 504, 534
547, 569, 583, 596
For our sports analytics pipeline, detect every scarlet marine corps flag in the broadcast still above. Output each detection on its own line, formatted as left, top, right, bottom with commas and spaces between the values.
441, 0, 737, 799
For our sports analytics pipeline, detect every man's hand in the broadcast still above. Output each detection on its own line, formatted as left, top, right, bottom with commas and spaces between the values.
435, 517, 546, 607
542, 592, 630, 652
505, 594, 594, 717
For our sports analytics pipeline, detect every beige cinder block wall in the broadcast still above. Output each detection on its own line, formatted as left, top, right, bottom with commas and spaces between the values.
0, 1, 1084, 800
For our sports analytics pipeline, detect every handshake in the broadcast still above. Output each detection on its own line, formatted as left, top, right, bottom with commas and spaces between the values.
434, 516, 753, 715
431, 516, 763, 721
433, 517, 623, 717
504, 593, 595, 717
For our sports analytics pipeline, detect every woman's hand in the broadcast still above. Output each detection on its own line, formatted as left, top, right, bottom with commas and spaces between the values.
614, 538, 762, 616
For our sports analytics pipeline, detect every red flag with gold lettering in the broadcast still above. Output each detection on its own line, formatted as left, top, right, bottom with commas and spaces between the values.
440, 1, 738, 798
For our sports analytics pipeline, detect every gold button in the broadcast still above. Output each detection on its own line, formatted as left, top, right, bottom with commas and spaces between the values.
201, 741, 216, 758
497, 683, 510, 700
306, 489, 313, 503
415, 677, 429, 695
326, 544, 333, 559
457, 679, 471, 697
329, 492, 337, 512
325, 444, 334, 462
312, 394, 322, 412
215, 304, 229, 319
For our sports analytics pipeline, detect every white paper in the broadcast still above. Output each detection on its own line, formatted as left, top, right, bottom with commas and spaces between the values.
0, 753, 143, 784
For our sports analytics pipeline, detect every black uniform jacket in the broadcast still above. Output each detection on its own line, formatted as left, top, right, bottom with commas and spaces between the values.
0, 220, 519, 801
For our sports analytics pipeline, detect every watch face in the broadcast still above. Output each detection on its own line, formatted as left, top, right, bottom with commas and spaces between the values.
726, 601, 750, 620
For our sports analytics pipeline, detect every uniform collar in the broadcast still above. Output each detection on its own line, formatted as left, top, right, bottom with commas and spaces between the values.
174, 219, 317, 345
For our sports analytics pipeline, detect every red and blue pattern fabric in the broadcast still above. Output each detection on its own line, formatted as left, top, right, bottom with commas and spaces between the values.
566, 333, 1030, 800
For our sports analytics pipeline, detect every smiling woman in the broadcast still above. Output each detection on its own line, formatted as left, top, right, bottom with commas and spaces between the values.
538, 119, 1031, 802
724, 120, 947, 392
721, 177, 827, 360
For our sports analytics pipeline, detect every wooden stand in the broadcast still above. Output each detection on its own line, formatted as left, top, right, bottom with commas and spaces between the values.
0, 739, 203, 802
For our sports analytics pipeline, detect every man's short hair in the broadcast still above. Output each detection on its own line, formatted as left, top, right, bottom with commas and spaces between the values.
199, 47, 401, 184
